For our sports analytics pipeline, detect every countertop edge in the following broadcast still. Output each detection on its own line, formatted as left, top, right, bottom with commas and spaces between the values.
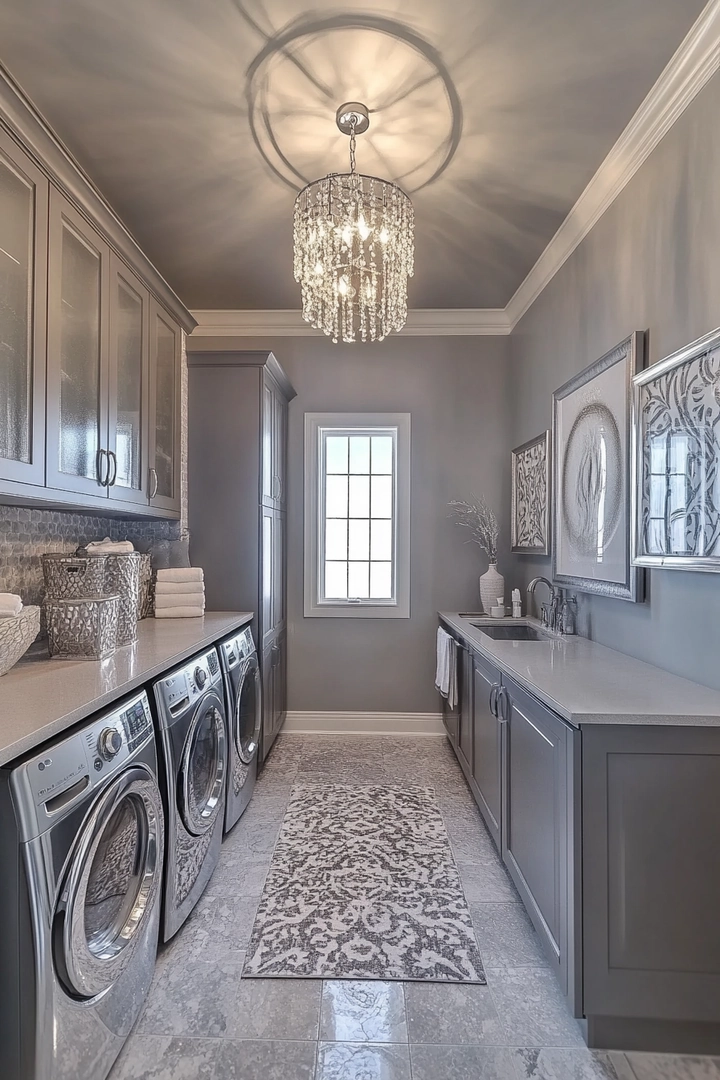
0, 611, 253, 767
438, 612, 720, 728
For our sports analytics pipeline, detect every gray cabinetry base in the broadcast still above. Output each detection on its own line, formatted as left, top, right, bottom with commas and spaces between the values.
586, 1016, 720, 1054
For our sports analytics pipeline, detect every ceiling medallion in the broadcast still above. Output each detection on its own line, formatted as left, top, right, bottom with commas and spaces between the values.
293, 102, 414, 344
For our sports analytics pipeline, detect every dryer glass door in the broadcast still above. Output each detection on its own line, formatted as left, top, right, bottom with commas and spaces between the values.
181, 691, 226, 835
55, 767, 164, 999
235, 654, 261, 765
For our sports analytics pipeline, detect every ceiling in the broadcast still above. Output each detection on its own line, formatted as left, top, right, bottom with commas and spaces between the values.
0, 0, 706, 310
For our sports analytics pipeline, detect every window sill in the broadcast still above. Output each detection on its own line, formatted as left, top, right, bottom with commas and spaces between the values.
304, 601, 410, 619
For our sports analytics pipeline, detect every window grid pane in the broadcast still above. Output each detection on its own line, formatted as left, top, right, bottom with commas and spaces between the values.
321, 428, 396, 603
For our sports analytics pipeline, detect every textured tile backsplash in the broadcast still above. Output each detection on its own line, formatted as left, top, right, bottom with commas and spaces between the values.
0, 506, 180, 608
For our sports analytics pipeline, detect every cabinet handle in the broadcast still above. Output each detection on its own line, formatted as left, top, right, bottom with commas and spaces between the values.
273, 475, 281, 499
497, 687, 509, 724
149, 467, 158, 499
96, 448, 109, 487
489, 684, 499, 717
107, 450, 118, 487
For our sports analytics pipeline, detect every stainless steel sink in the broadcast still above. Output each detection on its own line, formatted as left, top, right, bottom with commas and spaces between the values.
471, 623, 548, 641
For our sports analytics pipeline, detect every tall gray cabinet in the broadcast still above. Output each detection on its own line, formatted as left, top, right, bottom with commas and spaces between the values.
187, 351, 296, 763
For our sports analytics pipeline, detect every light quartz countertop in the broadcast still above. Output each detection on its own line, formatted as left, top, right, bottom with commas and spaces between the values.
439, 612, 720, 727
0, 611, 253, 767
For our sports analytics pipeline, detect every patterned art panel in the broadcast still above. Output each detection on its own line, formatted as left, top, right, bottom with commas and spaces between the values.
243, 783, 486, 983
511, 431, 550, 554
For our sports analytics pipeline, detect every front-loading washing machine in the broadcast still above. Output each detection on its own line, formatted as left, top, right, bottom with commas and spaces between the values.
152, 647, 227, 940
0, 690, 164, 1080
218, 625, 261, 832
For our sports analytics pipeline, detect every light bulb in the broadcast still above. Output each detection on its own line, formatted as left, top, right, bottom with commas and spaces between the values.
379, 227, 390, 244
357, 216, 371, 241
314, 262, 324, 277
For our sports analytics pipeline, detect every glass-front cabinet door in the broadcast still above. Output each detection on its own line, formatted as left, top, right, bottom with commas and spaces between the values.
0, 128, 48, 486
108, 253, 149, 504
148, 297, 181, 513
46, 188, 110, 496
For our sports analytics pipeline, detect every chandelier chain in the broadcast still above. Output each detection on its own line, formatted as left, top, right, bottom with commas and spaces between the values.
349, 117, 357, 174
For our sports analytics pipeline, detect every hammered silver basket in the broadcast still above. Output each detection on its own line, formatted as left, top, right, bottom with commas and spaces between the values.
138, 553, 153, 619
104, 553, 141, 645
0, 606, 40, 676
46, 595, 119, 661
42, 554, 108, 599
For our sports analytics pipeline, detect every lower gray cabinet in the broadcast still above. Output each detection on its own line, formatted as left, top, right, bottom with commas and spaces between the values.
501, 675, 579, 1005
457, 641, 474, 776
472, 653, 503, 849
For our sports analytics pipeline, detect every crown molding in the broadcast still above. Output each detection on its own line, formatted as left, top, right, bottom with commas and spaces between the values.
191, 2, 720, 341
505, 0, 720, 329
190, 307, 512, 337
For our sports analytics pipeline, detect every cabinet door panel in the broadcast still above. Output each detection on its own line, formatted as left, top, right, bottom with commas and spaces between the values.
0, 128, 47, 486
108, 254, 149, 504
261, 505, 274, 644
273, 510, 286, 630
273, 393, 287, 508
472, 654, 502, 848
457, 644, 473, 774
502, 677, 570, 989
261, 375, 274, 505
148, 298, 181, 513
47, 189, 110, 496
261, 639, 275, 762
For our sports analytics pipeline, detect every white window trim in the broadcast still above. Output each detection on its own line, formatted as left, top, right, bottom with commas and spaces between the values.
304, 412, 411, 619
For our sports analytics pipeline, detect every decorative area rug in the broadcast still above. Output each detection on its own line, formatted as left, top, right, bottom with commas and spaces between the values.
242, 783, 486, 983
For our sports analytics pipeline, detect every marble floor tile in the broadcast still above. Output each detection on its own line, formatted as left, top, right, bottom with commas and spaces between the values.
315, 1042, 411, 1080
513, 1048, 637, 1080
404, 982, 504, 1045
456, 857, 521, 903
320, 981, 407, 1043
487, 968, 585, 1048
410, 1043, 517, 1080
205, 851, 271, 898
626, 1054, 720, 1080
111, 1035, 317, 1080
222, 816, 284, 856
137, 959, 321, 1040
155, 894, 259, 967
470, 902, 549, 969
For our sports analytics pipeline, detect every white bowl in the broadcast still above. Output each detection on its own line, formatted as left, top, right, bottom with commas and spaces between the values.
0, 606, 40, 676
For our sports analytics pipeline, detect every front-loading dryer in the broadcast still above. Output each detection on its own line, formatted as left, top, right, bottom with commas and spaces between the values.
0, 690, 164, 1080
218, 625, 261, 832
152, 647, 227, 940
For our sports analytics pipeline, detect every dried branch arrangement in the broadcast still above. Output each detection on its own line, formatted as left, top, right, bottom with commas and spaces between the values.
448, 496, 499, 561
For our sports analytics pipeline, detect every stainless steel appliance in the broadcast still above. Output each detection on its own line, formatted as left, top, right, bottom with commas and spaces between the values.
152, 647, 227, 940
218, 626, 261, 831
0, 691, 164, 1080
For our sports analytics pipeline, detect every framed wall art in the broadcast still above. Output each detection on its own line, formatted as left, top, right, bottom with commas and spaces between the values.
632, 326, 720, 573
511, 430, 551, 555
552, 331, 645, 602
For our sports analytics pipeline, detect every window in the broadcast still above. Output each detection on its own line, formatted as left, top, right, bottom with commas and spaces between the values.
304, 413, 411, 618
646, 432, 692, 555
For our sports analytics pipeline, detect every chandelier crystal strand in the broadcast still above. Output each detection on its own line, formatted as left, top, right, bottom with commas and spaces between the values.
293, 103, 414, 344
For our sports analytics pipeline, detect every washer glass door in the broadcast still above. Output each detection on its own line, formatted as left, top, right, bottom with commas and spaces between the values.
180, 691, 226, 835
235, 655, 261, 765
55, 767, 163, 999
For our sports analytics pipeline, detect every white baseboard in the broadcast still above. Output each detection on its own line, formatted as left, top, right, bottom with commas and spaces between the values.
283, 711, 445, 736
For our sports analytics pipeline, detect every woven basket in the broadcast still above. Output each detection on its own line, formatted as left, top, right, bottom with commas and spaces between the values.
0, 606, 41, 676
42, 554, 108, 599
46, 595, 119, 661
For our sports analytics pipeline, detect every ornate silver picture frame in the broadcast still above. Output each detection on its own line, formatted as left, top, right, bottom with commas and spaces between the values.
552, 331, 645, 602
632, 326, 720, 573
511, 430, 551, 555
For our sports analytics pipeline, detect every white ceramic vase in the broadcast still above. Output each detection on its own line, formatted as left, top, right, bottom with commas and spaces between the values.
479, 562, 504, 615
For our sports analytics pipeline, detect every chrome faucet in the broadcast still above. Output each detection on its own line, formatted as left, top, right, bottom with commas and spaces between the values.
526, 577, 576, 634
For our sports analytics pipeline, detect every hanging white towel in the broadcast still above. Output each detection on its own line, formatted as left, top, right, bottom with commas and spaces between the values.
156, 567, 204, 584
435, 627, 457, 710
155, 607, 205, 618
154, 580, 205, 596
0, 593, 23, 618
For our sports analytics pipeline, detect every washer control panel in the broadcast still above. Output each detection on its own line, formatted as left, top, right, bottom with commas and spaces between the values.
157, 649, 221, 717
221, 628, 255, 670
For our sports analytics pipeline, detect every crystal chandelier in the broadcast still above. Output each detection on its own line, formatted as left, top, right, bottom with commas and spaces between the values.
293, 103, 414, 344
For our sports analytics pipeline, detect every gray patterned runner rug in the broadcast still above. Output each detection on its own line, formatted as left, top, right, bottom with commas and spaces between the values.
242, 783, 486, 983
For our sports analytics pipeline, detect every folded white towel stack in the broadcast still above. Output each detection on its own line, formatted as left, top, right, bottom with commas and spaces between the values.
154, 568, 205, 617
435, 627, 457, 710
0, 593, 23, 619
156, 567, 204, 584
86, 537, 135, 555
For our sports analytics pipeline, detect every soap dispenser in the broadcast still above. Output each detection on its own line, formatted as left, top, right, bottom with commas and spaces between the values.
511, 589, 522, 619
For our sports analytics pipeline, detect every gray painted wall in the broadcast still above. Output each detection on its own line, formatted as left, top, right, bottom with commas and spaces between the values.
200, 334, 511, 713
509, 72, 720, 690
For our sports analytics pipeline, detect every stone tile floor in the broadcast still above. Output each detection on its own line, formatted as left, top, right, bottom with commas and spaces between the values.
111, 735, 720, 1080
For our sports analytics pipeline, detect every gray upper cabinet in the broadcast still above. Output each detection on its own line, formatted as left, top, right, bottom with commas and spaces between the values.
261, 370, 288, 510
107, 254, 149, 506
148, 298, 182, 514
0, 75, 194, 517
46, 188, 110, 496
0, 128, 48, 488
472, 653, 503, 850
